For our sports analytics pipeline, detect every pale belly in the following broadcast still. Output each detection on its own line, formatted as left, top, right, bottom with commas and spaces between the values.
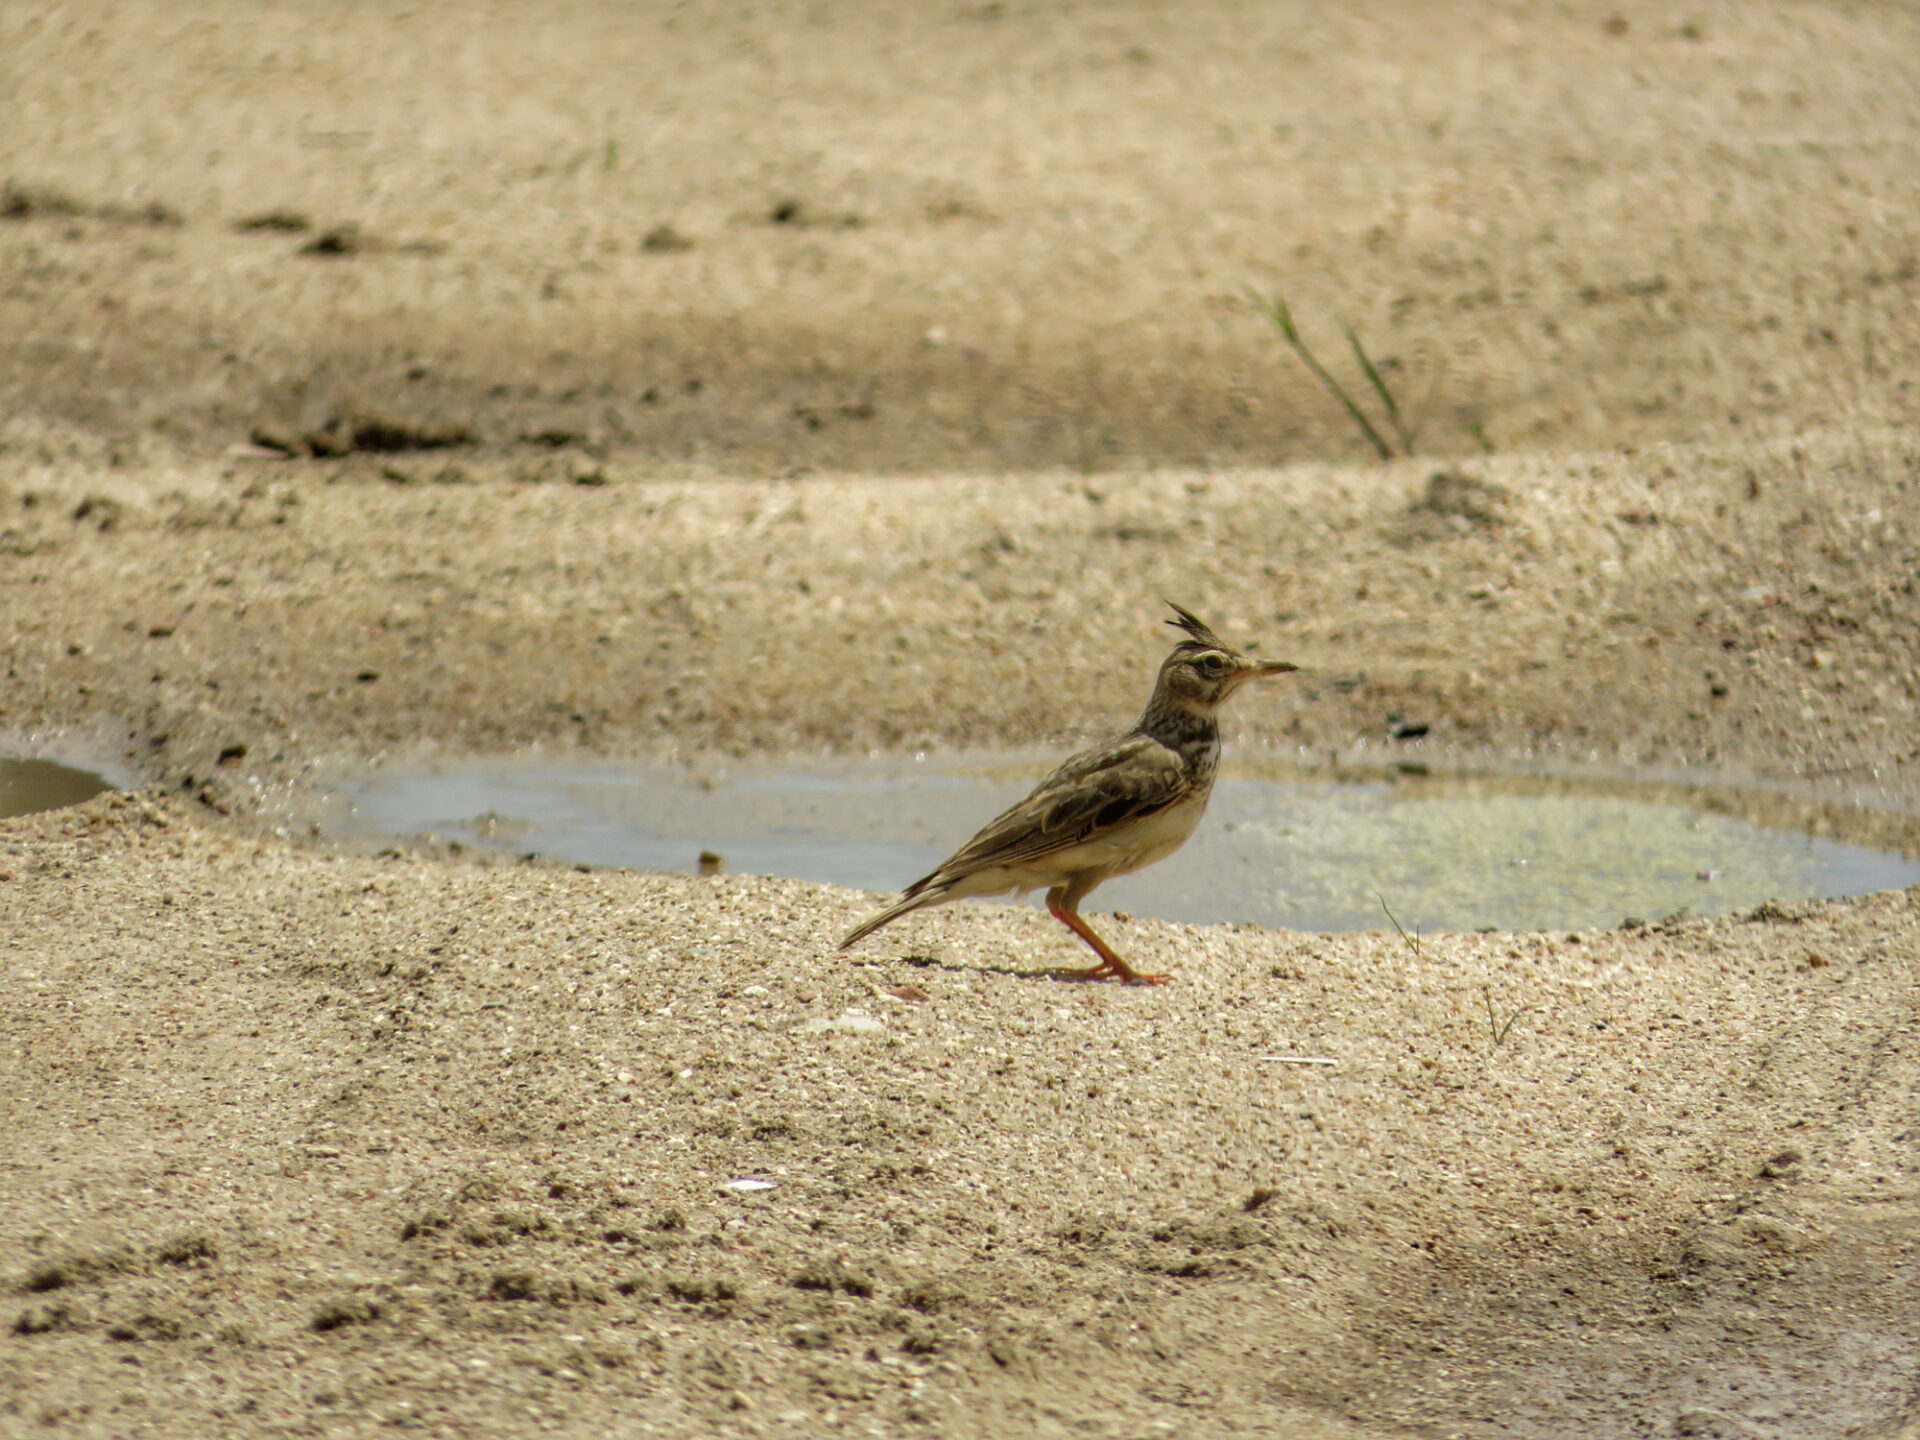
947, 788, 1212, 901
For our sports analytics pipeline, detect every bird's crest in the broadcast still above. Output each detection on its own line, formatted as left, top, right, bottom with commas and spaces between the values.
1163, 601, 1226, 652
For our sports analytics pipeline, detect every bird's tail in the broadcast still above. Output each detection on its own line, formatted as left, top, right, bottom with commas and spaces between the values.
839, 886, 946, 949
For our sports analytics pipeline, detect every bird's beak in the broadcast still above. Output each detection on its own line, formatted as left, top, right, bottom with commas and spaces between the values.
1227, 657, 1299, 695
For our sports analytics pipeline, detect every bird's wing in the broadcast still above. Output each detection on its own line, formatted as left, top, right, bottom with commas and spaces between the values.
905, 734, 1188, 894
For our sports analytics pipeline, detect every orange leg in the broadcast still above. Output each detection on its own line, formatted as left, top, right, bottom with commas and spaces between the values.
1046, 889, 1169, 986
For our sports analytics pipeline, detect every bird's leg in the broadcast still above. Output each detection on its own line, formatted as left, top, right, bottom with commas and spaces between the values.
1046, 888, 1169, 986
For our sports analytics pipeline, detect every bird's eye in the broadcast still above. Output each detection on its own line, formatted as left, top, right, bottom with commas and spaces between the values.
1201, 653, 1226, 672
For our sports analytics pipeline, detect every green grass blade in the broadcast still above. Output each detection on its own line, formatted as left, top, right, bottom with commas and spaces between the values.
1340, 316, 1412, 457
1247, 289, 1396, 461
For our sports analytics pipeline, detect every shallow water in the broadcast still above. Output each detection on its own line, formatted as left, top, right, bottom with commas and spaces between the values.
317, 753, 1920, 934
0, 758, 113, 819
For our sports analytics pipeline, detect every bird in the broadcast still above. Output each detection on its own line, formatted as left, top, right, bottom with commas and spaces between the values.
840, 602, 1299, 984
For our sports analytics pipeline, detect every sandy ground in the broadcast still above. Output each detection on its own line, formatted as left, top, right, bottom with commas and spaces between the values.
3, 2, 1920, 1436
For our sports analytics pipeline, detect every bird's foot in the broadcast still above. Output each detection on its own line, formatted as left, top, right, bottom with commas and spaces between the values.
1050, 959, 1170, 986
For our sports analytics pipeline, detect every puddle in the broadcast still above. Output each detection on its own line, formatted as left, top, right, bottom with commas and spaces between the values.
311, 752, 1920, 934
0, 757, 115, 819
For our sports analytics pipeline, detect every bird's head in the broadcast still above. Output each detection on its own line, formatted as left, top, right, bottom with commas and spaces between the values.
1155, 601, 1299, 712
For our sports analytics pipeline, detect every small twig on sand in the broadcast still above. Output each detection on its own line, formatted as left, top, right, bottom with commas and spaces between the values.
1482, 986, 1530, 1046
1378, 892, 1422, 960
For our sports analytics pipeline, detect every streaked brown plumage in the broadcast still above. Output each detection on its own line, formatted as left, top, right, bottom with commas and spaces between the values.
840, 603, 1299, 984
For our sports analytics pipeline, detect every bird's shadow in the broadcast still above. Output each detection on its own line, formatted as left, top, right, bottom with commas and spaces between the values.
891, 952, 1160, 986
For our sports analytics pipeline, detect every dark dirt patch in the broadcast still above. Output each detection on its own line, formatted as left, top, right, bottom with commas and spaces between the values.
298, 224, 368, 257
251, 408, 474, 458
232, 210, 313, 234
641, 223, 694, 254
1, 182, 181, 227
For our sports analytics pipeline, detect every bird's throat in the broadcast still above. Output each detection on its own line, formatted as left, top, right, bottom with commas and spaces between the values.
1139, 701, 1222, 780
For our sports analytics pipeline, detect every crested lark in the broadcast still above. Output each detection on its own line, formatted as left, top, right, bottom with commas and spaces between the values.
840, 603, 1298, 984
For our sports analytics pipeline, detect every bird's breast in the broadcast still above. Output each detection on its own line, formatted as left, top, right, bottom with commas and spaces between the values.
1113, 785, 1211, 868
1066, 779, 1214, 885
